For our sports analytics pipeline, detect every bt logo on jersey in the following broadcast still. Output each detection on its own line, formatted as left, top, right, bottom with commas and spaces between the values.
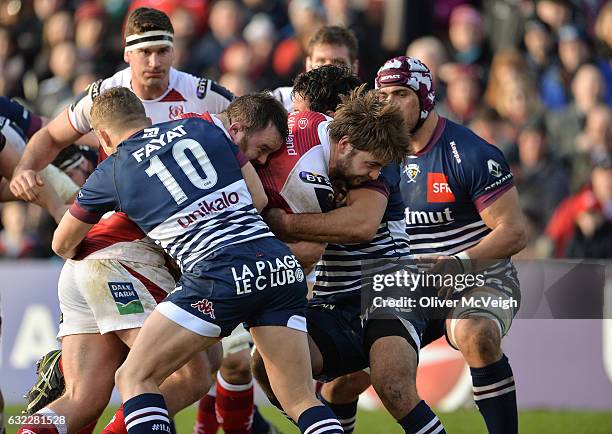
427, 172, 455, 203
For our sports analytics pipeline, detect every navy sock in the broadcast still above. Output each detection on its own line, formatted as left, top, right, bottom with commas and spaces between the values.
124, 393, 171, 434
320, 396, 358, 434
169, 418, 176, 434
471, 354, 518, 434
297, 406, 343, 434
252, 405, 271, 434
398, 400, 445, 434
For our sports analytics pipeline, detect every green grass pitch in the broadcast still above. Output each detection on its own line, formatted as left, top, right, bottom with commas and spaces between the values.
4, 404, 612, 433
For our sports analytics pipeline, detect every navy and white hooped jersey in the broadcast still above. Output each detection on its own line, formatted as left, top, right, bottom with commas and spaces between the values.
400, 117, 514, 256
316, 163, 412, 305
258, 111, 412, 305
70, 116, 273, 272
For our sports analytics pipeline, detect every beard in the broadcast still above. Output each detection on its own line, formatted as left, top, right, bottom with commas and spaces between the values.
329, 153, 371, 191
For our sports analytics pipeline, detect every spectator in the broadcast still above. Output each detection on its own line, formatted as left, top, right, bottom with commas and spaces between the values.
571, 104, 612, 190
272, 0, 325, 84
406, 36, 448, 100
0, 27, 25, 97
437, 63, 483, 124
189, 0, 244, 77
447, 4, 491, 73
35, 41, 77, 117
482, 0, 534, 51
566, 153, 612, 258
513, 118, 569, 231
322, 0, 382, 80
540, 24, 592, 110
593, 2, 612, 105
535, 0, 574, 33
546, 63, 605, 160
468, 107, 511, 150
31, 9, 74, 84
493, 72, 542, 143
0, 202, 46, 258
74, 1, 112, 77
484, 49, 527, 112
522, 19, 554, 82
243, 13, 279, 90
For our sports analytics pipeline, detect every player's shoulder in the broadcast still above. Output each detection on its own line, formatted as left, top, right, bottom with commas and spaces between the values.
272, 86, 294, 110
438, 117, 506, 164
289, 110, 331, 128
173, 69, 234, 103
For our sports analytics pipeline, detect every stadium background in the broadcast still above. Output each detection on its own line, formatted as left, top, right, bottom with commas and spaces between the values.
0, 0, 612, 432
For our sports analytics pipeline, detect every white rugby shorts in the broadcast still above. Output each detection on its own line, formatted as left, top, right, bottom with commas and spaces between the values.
57, 258, 174, 337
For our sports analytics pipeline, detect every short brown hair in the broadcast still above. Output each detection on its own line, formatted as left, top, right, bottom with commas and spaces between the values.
329, 86, 411, 164
90, 87, 147, 132
307, 25, 359, 62
224, 92, 289, 142
125, 7, 173, 37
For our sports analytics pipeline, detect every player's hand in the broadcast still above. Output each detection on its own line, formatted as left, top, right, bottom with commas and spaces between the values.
263, 207, 291, 239
9, 169, 45, 202
417, 254, 463, 300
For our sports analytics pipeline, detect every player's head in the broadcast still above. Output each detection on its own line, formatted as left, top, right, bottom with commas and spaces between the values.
328, 86, 410, 188
52, 145, 95, 186
223, 92, 289, 165
90, 87, 149, 154
124, 8, 174, 91
306, 25, 359, 73
375, 56, 435, 132
291, 64, 362, 115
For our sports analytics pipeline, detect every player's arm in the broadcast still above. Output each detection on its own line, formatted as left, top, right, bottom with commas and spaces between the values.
10, 111, 83, 201
52, 211, 95, 259
266, 187, 388, 243
241, 162, 268, 213
285, 241, 326, 273
465, 187, 527, 262
52, 160, 118, 259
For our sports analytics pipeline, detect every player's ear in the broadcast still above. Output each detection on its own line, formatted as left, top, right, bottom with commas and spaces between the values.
123, 50, 130, 64
352, 59, 359, 75
337, 136, 352, 155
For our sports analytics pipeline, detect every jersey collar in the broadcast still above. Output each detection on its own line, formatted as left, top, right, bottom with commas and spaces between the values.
415, 116, 446, 157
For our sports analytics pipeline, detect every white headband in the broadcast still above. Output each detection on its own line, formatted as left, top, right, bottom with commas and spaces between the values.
125, 30, 173, 52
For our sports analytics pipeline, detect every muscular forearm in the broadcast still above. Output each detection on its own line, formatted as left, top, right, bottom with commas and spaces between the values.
15, 128, 67, 172
282, 207, 378, 244
464, 223, 527, 265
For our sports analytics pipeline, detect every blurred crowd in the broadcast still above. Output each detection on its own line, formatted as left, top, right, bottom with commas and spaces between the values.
0, 0, 611, 259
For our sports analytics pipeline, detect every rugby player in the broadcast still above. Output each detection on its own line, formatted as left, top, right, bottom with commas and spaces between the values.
46, 86, 344, 434
252, 85, 412, 434
375, 56, 526, 434
272, 25, 359, 112
12, 7, 236, 434
192, 64, 364, 434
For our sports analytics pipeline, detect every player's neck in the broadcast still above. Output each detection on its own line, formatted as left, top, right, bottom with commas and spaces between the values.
112, 125, 147, 151
410, 111, 439, 154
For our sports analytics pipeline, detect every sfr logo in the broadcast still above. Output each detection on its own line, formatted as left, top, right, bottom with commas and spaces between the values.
427, 172, 455, 203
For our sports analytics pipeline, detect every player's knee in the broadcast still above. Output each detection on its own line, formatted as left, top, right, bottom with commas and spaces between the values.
62, 383, 109, 418
220, 350, 252, 385
207, 342, 223, 374
454, 318, 501, 362
177, 358, 213, 402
